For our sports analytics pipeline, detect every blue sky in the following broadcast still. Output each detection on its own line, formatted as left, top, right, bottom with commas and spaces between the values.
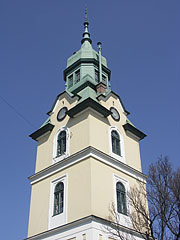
0, 1, 179, 239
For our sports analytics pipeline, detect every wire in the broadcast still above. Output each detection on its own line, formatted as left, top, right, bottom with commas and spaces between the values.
0, 94, 36, 129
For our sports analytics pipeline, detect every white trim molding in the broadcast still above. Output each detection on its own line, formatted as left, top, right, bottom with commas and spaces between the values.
29, 147, 147, 185
113, 175, 132, 228
25, 215, 147, 240
49, 91, 78, 116
48, 175, 68, 230
109, 126, 126, 163
52, 127, 70, 164
98, 91, 128, 116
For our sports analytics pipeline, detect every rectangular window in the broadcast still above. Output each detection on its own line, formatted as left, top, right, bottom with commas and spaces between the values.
102, 75, 106, 83
95, 70, 99, 82
75, 70, 80, 84
68, 75, 73, 88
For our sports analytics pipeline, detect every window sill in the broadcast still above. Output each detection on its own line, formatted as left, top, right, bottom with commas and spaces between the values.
118, 211, 128, 216
117, 212, 132, 228
110, 152, 125, 163
52, 153, 69, 164
52, 212, 63, 217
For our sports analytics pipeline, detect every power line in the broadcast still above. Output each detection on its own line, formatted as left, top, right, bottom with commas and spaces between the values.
0, 95, 55, 145
0, 94, 36, 129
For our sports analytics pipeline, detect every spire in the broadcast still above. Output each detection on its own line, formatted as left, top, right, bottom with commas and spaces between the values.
81, 8, 92, 44
85, 7, 88, 22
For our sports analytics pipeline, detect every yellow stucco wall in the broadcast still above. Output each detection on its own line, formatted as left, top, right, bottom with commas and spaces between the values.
28, 159, 92, 237
90, 158, 142, 219
35, 93, 142, 173
35, 94, 91, 173
101, 95, 142, 171
28, 92, 145, 237
28, 156, 145, 237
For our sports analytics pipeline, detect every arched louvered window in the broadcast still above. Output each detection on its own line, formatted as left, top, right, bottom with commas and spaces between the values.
116, 182, 127, 215
53, 182, 64, 215
111, 130, 121, 156
57, 131, 66, 156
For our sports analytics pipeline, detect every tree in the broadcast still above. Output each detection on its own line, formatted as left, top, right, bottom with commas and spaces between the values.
167, 167, 180, 239
106, 156, 180, 240
105, 202, 135, 240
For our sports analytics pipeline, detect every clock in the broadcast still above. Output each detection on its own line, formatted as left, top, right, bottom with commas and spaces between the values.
110, 107, 120, 121
57, 107, 68, 121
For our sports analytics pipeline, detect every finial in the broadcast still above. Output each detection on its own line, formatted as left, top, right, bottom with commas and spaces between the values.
81, 7, 92, 44
85, 7, 88, 22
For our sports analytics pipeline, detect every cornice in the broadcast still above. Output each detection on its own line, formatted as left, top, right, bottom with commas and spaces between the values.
24, 215, 94, 240
97, 91, 130, 116
47, 91, 79, 116
123, 123, 146, 141
63, 58, 111, 81
71, 80, 96, 95
67, 97, 111, 118
24, 214, 148, 240
29, 123, 54, 141
28, 147, 147, 185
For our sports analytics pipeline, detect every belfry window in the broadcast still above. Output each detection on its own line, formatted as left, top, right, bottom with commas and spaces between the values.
116, 182, 127, 215
57, 131, 66, 156
95, 70, 99, 82
102, 74, 106, 83
75, 70, 80, 84
111, 130, 121, 156
68, 74, 73, 88
53, 182, 64, 215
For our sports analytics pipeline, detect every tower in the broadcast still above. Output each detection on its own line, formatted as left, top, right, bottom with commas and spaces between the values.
26, 12, 147, 240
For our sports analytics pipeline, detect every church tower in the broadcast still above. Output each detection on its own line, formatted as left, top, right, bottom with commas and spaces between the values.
26, 12, 147, 240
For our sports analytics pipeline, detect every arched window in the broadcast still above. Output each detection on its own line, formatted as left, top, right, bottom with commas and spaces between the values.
57, 131, 66, 157
53, 182, 64, 215
111, 130, 121, 156
116, 182, 127, 215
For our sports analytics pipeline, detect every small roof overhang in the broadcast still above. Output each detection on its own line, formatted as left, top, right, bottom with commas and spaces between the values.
123, 123, 146, 141
29, 123, 54, 141
67, 97, 111, 118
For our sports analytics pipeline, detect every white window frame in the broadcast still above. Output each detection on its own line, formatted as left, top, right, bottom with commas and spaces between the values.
109, 126, 125, 163
113, 175, 132, 228
53, 127, 70, 164
48, 175, 68, 230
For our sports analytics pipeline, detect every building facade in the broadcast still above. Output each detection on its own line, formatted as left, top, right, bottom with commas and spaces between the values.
26, 14, 147, 240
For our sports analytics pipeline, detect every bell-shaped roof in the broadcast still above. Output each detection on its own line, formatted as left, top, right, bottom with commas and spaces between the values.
66, 12, 107, 68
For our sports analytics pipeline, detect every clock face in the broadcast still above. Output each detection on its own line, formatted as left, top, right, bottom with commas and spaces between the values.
57, 107, 68, 121
110, 107, 120, 121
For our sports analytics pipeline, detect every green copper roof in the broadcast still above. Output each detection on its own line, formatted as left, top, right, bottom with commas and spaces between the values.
66, 42, 107, 68
69, 74, 95, 94
29, 12, 147, 143
64, 13, 111, 101
78, 86, 98, 103
66, 12, 107, 68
